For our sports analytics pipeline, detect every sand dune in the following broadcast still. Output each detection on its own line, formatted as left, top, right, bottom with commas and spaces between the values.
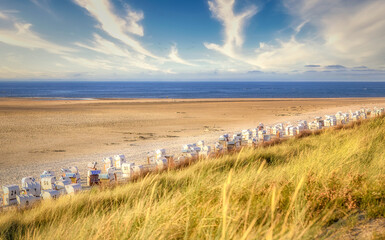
1, 97, 385, 186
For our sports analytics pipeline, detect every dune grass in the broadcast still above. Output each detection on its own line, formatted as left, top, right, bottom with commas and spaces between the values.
1, 116, 385, 239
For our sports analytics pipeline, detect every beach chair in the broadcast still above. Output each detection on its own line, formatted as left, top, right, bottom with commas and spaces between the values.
2, 185, 20, 206
17, 194, 40, 208
21, 177, 41, 197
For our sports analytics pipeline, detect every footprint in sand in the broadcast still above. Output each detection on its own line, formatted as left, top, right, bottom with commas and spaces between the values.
29, 149, 66, 153
52, 150, 66, 152
166, 135, 179, 138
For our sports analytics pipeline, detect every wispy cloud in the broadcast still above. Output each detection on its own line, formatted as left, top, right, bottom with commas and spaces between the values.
205, 0, 385, 72
168, 45, 195, 66
0, 12, 8, 20
0, 12, 74, 55
73, 0, 158, 59
202, 0, 325, 71
250, 37, 320, 70
62, 54, 163, 73
72, 0, 198, 72
204, 0, 257, 59
2, 0, 384, 80
0, 8, 164, 78
74, 34, 162, 71
30, 0, 57, 18
75, 34, 132, 58
121, 5, 144, 37
0, 64, 81, 79
62, 56, 115, 70
283, 0, 385, 68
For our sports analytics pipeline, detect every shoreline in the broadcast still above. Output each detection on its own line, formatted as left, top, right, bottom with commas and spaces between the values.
3, 96, 385, 100
1, 97, 385, 186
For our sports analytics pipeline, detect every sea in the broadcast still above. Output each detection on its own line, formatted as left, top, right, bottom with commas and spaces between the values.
1, 81, 385, 99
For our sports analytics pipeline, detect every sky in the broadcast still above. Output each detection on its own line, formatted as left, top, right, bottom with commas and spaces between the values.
0, 0, 385, 81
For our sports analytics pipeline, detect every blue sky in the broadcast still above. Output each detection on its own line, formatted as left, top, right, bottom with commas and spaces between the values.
0, 0, 385, 81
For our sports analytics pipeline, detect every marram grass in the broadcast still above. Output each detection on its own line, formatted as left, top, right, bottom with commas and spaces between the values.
1, 117, 385, 240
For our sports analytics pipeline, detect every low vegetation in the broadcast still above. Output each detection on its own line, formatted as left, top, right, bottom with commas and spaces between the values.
1, 116, 385, 239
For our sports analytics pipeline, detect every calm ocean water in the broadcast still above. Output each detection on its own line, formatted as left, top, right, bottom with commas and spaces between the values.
0, 81, 385, 99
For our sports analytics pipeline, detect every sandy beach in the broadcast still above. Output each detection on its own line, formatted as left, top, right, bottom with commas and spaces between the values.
1, 97, 385, 186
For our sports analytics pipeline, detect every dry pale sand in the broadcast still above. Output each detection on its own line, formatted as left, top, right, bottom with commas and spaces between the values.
1, 97, 385, 187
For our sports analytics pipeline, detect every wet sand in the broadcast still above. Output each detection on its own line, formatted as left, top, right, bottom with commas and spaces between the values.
1, 97, 385, 186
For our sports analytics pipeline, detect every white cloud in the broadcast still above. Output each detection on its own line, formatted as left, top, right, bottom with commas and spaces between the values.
168, 45, 195, 66
123, 7, 144, 37
205, 0, 385, 72
204, 0, 257, 58
73, 0, 158, 59
72, 0, 197, 72
0, 1, 202, 78
251, 37, 320, 70
75, 34, 132, 58
30, 0, 56, 17
0, 12, 74, 55
321, 1, 385, 65
203, 0, 323, 71
279, 0, 385, 68
0, 64, 80, 79
0, 12, 8, 20
62, 56, 115, 70
74, 34, 162, 72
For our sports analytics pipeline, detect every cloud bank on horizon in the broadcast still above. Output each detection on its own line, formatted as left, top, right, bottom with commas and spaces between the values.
0, 0, 384, 80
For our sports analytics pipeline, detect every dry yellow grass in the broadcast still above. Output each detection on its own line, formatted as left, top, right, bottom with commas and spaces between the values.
1, 116, 385, 239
